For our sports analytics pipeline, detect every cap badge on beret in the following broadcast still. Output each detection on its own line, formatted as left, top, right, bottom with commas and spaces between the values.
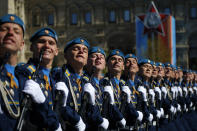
81, 39, 84, 43
129, 54, 132, 57
45, 30, 49, 34
9, 16, 15, 21
116, 50, 119, 54
148, 60, 150, 63
98, 48, 101, 52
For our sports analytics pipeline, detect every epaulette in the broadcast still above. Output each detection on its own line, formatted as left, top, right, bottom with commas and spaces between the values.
15, 63, 36, 77
82, 76, 89, 83
17, 62, 25, 66
120, 79, 126, 85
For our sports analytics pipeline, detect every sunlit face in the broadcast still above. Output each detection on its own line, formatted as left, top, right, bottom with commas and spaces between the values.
175, 70, 179, 80
157, 66, 165, 78
65, 44, 88, 67
195, 74, 197, 82
31, 36, 58, 62
178, 70, 183, 79
190, 73, 195, 81
139, 63, 153, 79
0, 23, 24, 55
165, 67, 172, 78
87, 52, 106, 72
152, 65, 158, 78
107, 55, 124, 74
125, 58, 139, 74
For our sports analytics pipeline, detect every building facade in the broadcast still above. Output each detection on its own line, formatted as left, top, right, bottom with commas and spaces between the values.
0, 0, 197, 69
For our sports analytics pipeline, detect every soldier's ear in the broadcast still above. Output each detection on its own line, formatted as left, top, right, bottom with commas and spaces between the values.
30, 43, 34, 52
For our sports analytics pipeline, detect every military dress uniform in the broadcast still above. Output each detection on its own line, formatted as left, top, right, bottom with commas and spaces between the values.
52, 38, 104, 130
52, 64, 103, 130
100, 49, 126, 130
15, 58, 60, 131
122, 54, 143, 130
0, 63, 21, 131
0, 14, 25, 131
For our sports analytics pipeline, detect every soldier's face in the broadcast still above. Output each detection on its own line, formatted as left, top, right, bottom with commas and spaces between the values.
65, 44, 88, 67
190, 73, 194, 81
31, 36, 58, 62
152, 65, 158, 78
195, 74, 197, 81
0, 23, 24, 56
178, 70, 183, 79
125, 58, 139, 74
139, 63, 153, 78
165, 67, 172, 78
183, 73, 190, 81
87, 52, 106, 71
175, 71, 179, 80
107, 55, 124, 73
157, 66, 165, 78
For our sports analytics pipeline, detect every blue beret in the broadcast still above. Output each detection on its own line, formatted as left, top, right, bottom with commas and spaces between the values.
30, 27, 58, 43
125, 53, 138, 61
107, 49, 124, 61
164, 62, 172, 68
138, 59, 153, 66
177, 66, 182, 70
172, 66, 177, 70
89, 46, 106, 57
183, 69, 189, 74
64, 37, 90, 53
156, 62, 164, 67
152, 61, 157, 66
0, 14, 25, 35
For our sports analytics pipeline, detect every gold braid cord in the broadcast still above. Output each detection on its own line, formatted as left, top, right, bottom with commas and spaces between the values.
0, 80, 20, 119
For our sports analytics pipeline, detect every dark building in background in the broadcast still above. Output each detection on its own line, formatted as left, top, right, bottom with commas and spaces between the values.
0, 0, 197, 69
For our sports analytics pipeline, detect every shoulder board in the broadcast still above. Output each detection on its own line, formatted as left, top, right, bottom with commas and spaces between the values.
82, 76, 89, 83
26, 65, 36, 74
120, 79, 126, 85
17, 62, 25, 66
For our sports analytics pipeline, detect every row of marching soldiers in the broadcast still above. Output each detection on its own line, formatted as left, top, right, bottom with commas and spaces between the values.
0, 13, 197, 131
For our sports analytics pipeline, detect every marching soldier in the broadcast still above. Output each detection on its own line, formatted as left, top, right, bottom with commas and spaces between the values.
52, 38, 106, 131
135, 59, 155, 131
122, 53, 144, 130
0, 14, 25, 131
84, 46, 109, 130
100, 49, 126, 130
161, 63, 177, 131
15, 27, 62, 131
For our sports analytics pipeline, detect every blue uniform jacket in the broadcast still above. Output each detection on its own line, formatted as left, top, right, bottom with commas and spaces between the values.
15, 58, 59, 131
100, 76, 124, 129
51, 65, 103, 129
0, 64, 20, 131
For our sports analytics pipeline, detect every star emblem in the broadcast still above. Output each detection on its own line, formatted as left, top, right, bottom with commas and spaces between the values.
137, 1, 168, 36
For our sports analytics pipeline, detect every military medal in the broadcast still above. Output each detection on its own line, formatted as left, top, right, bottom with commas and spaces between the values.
40, 83, 44, 89
77, 93, 79, 98
9, 89, 14, 97
44, 91, 48, 97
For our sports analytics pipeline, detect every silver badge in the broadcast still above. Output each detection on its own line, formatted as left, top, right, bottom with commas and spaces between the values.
44, 91, 48, 97
9, 89, 14, 97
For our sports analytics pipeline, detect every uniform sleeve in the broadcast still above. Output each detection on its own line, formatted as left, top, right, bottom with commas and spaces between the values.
60, 106, 80, 125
